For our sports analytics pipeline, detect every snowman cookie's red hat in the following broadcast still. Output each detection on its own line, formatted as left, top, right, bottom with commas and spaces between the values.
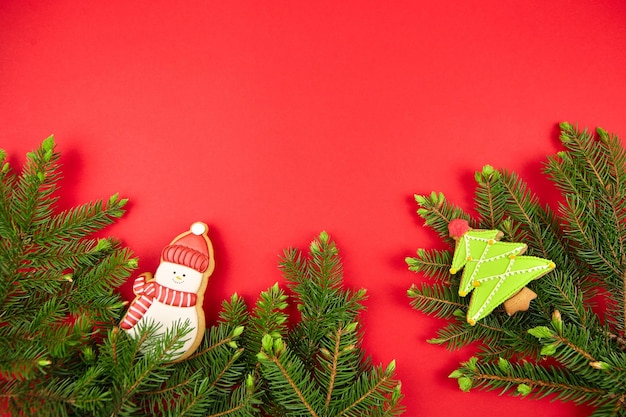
161, 222, 212, 273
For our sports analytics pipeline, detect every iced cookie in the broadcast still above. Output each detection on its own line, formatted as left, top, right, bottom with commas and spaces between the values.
120, 222, 215, 361
448, 219, 555, 325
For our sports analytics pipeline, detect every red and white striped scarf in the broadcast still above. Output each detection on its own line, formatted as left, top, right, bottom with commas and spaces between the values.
120, 274, 197, 330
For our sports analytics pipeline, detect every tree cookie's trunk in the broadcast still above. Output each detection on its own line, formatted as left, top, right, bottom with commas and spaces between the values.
504, 286, 537, 316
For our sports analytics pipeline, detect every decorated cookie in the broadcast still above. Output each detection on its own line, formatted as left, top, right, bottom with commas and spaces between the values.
448, 219, 555, 325
120, 222, 215, 361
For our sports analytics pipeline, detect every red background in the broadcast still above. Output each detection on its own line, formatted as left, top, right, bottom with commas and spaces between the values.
2, 1, 626, 415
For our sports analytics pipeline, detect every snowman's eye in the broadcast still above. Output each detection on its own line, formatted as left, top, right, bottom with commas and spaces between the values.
182, 274, 186, 277
173, 271, 176, 274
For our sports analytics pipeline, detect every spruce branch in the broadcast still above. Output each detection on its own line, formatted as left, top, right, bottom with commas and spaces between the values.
317, 322, 364, 410
0, 138, 140, 416
257, 336, 322, 417
623, 269, 626, 338
2, 140, 401, 416
414, 192, 472, 244
322, 327, 348, 408
427, 318, 503, 351
407, 124, 626, 415
407, 283, 464, 319
474, 165, 508, 229
449, 357, 609, 406
406, 249, 453, 282
243, 282, 289, 375
10, 136, 61, 231
185, 326, 244, 362
253, 232, 404, 416
497, 170, 553, 259
0, 139, 261, 417
106, 323, 189, 416
332, 362, 401, 417
203, 378, 259, 417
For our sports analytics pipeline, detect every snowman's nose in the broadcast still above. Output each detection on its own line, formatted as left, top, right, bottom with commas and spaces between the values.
175, 275, 183, 281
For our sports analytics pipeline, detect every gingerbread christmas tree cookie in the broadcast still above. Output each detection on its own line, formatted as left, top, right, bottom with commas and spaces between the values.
448, 219, 555, 325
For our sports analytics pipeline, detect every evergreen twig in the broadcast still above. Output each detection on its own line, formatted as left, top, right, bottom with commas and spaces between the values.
407, 123, 626, 416
254, 231, 404, 416
1, 138, 403, 416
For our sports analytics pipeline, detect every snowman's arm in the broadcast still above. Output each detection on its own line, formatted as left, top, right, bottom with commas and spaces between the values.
132, 272, 154, 296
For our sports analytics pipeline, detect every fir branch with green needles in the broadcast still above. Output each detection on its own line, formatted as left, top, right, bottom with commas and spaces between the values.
1, 139, 403, 416
407, 123, 626, 416
251, 231, 404, 417
0, 137, 136, 415
0, 139, 260, 416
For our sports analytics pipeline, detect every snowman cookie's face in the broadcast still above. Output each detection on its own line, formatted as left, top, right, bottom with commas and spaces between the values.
154, 261, 204, 293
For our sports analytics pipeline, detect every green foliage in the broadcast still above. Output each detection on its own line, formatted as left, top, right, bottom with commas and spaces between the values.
97, 303, 260, 417
407, 123, 626, 416
0, 137, 137, 415
1, 139, 403, 416
252, 232, 404, 417
0, 139, 259, 416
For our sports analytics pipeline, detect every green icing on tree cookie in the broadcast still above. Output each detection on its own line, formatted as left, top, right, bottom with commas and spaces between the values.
448, 219, 556, 325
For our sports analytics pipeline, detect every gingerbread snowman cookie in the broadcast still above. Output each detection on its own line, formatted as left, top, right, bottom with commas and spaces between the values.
120, 222, 215, 361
